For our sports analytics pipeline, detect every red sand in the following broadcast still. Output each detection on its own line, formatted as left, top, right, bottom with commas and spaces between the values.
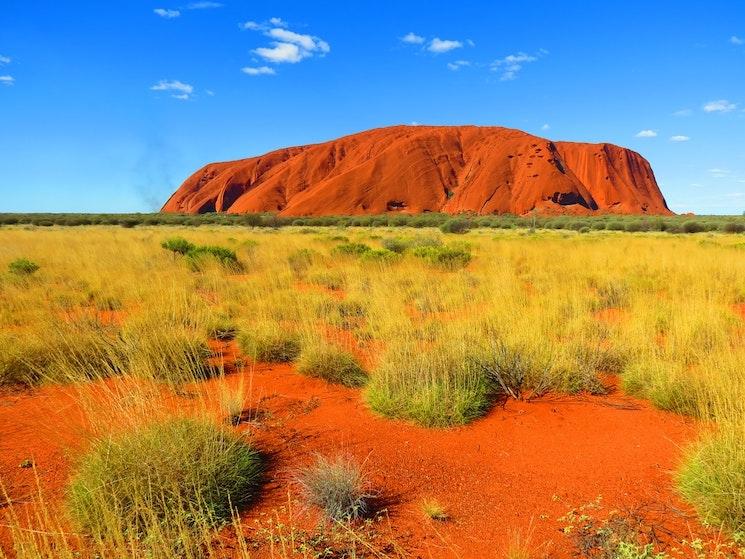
161, 125, 671, 217
0, 348, 709, 558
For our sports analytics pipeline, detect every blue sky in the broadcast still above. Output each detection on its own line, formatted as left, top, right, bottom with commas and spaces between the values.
1, 1, 744, 214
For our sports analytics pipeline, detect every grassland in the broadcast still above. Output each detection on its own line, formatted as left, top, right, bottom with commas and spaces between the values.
0, 222, 744, 558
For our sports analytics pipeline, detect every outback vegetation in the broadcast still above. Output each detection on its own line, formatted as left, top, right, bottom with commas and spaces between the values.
0, 219, 744, 558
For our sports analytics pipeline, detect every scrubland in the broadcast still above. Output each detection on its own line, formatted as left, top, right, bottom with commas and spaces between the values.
0, 223, 744, 558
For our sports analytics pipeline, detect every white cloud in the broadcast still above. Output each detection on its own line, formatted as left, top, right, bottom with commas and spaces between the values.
241, 65, 276, 76
401, 32, 425, 45
635, 129, 657, 138
186, 1, 222, 8
730, 35, 744, 45
266, 28, 329, 53
670, 135, 690, 142
428, 38, 463, 53
206, 89, 215, 96
154, 8, 180, 18
254, 42, 305, 63
245, 21, 330, 67
491, 51, 542, 81
703, 99, 737, 113
541, 123, 550, 131
0, 75, 14, 86
150, 79, 194, 99
673, 108, 692, 117
466, 39, 475, 47
0, 55, 10, 65
446, 60, 470, 71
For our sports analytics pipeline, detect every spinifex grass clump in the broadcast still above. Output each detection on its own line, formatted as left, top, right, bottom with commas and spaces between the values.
122, 320, 215, 384
298, 455, 371, 522
66, 417, 262, 550
238, 326, 301, 363
677, 423, 745, 532
365, 339, 491, 427
296, 345, 367, 387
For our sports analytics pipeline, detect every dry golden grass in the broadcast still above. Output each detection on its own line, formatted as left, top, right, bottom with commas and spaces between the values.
1, 224, 744, 555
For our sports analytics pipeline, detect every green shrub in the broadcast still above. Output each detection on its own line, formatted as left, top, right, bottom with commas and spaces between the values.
8, 258, 39, 275
161, 237, 195, 255
67, 418, 262, 547
332, 242, 372, 256
381, 237, 410, 254
359, 248, 400, 263
682, 220, 705, 234
187, 245, 239, 268
723, 221, 745, 234
296, 346, 367, 387
412, 245, 472, 270
298, 455, 370, 521
238, 329, 301, 363
439, 218, 471, 234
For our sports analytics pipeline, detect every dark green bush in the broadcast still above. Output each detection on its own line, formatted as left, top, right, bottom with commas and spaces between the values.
186, 245, 239, 267
161, 237, 195, 255
412, 245, 472, 270
439, 218, 472, 234
723, 221, 745, 234
8, 258, 40, 275
682, 220, 706, 234
332, 242, 372, 256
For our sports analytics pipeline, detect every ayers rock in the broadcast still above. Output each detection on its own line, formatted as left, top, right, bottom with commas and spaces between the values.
162, 125, 671, 216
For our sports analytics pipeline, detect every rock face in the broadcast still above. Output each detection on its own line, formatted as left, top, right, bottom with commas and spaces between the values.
162, 125, 671, 216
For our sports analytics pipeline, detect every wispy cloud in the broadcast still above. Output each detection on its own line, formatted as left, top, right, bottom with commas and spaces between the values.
0, 75, 14, 86
186, 1, 222, 8
635, 129, 657, 138
709, 168, 730, 178
541, 123, 550, 131
428, 38, 463, 53
491, 50, 545, 81
150, 79, 194, 100
446, 60, 470, 71
730, 35, 744, 45
243, 19, 330, 68
154, 8, 180, 18
401, 32, 425, 45
0, 55, 10, 65
703, 99, 737, 113
670, 135, 690, 142
673, 108, 692, 117
241, 66, 276, 76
